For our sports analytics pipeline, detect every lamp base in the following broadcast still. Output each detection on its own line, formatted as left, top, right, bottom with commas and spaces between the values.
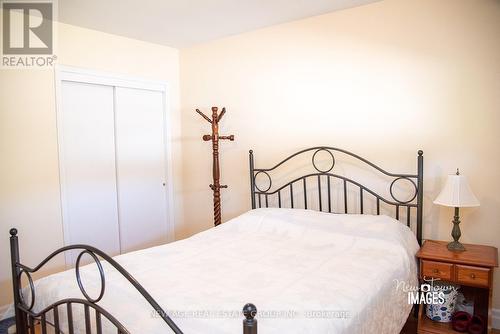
448, 207, 466, 252
447, 240, 465, 252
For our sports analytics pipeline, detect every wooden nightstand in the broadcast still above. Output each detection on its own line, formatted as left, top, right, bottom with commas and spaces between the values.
416, 240, 498, 334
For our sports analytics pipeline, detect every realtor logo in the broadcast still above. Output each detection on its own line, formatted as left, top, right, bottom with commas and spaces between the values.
1, 0, 56, 67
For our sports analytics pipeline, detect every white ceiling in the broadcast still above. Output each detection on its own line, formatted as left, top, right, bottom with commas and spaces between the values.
58, 0, 380, 48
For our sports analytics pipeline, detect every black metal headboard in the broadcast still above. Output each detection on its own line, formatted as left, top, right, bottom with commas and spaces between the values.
249, 147, 423, 245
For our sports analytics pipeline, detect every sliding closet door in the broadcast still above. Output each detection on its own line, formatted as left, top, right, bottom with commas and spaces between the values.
59, 81, 121, 264
114, 87, 168, 253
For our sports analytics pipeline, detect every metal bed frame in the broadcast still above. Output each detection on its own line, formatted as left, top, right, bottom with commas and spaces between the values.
9, 147, 423, 334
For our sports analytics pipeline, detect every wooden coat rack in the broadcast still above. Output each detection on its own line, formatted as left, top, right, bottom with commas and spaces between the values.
196, 107, 234, 226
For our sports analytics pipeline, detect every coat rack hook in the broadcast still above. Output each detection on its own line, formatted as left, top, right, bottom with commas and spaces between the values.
196, 108, 212, 123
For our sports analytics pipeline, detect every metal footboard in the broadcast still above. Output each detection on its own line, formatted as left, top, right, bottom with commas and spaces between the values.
10, 228, 258, 334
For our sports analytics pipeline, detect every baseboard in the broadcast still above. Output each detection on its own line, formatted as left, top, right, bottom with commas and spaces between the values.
493, 308, 500, 330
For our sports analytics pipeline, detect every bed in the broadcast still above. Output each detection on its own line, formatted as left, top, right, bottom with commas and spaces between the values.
7, 147, 424, 334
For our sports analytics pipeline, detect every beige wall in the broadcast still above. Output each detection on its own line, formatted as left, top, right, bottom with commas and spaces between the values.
0, 23, 181, 306
180, 0, 500, 309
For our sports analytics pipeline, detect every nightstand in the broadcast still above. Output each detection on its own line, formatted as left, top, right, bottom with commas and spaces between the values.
416, 240, 498, 334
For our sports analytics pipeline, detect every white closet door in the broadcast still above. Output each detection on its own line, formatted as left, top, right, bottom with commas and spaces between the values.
59, 81, 121, 264
114, 87, 168, 253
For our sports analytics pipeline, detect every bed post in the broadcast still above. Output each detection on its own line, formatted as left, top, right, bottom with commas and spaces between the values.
416, 150, 424, 245
10, 228, 27, 334
249, 150, 256, 209
242, 303, 257, 334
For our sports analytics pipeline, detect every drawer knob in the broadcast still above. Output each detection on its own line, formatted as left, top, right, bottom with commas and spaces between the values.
433, 269, 439, 274
470, 273, 476, 279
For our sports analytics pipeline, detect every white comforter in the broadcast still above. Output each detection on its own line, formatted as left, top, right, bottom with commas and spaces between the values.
7, 208, 419, 333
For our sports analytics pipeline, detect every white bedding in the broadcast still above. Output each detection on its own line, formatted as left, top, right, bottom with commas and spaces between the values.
6, 208, 419, 333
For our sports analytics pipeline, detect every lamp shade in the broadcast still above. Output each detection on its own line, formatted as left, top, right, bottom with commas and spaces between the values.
434, 173, 480, 207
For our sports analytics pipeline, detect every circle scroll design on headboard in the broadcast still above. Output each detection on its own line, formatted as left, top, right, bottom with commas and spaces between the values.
75, 250, 106, 303
17, 269, 35, 311
254, 171, 272, 193
312, 148, 335, 173
389, 177, 418, 204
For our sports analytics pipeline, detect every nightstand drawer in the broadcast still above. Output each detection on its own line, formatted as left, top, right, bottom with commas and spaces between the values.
456, 265, 490, 288
421, 260, 453, 281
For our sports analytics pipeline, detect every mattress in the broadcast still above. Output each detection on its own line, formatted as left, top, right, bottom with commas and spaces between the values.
6, 208, 419, 333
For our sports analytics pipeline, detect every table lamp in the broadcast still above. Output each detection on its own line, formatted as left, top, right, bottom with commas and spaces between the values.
434, 169, 480, 251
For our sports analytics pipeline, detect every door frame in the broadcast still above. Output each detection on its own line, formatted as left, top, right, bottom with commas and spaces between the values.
55, 64, 175, 266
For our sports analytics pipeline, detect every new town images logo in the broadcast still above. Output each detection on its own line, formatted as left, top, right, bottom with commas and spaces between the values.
2, 0, 56, 67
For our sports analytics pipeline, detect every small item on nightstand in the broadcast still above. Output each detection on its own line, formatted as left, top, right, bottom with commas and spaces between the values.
467, 315, 485, 334
451, 311, 472, 332
425, 281, 459, 322
433, 169, 480, 251
455, 292, 474, 315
